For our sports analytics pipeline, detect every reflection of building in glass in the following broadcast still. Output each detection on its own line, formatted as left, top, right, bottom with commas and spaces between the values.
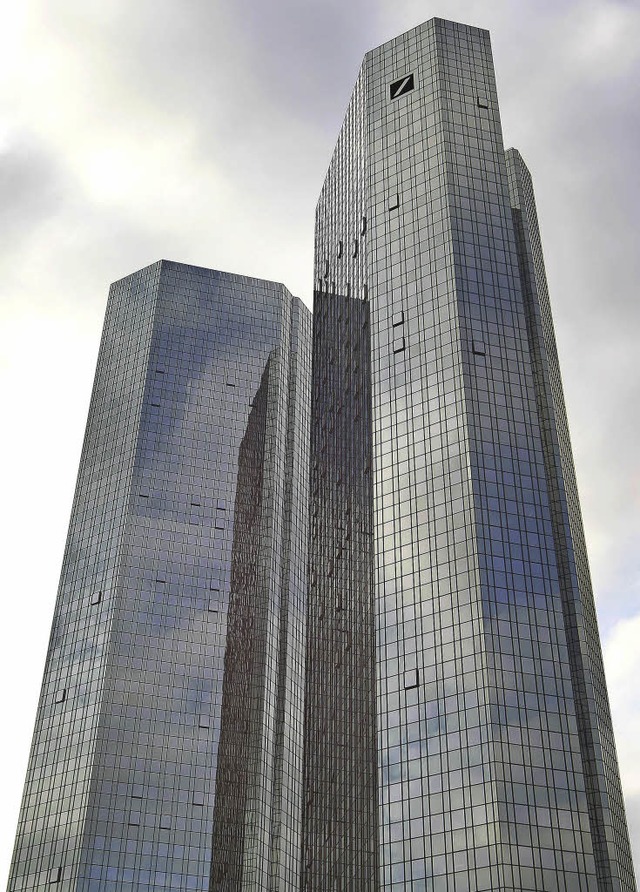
211, 345, 309, 890
303, 290, 377, 888
305, 17, 636, 892
7, 17, 638, 892
211, 359, 273, 889
8, 261, 311, 892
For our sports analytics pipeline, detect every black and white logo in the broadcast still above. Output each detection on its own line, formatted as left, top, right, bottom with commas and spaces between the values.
389, 73, 415, 100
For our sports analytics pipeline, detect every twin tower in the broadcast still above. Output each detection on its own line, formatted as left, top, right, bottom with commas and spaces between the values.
8, 18, 636, 892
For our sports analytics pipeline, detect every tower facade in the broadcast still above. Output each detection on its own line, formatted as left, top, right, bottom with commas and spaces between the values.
306, 18, 636, 892
8, 261, 311, 892
7, 17, 637, 892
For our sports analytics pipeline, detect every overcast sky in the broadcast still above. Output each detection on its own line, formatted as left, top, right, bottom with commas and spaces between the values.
1, 0, 639, 883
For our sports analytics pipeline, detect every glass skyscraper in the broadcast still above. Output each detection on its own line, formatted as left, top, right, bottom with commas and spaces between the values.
7, 17, 637, 892
8, 261, 311, 891
305, 16, 636, 892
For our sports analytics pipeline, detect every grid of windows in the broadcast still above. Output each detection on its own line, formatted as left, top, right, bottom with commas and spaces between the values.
308, 16, 636, 892
7, 17, 637, 892
8, 262, 311, 891
303, 289, 377, 889
507, 148, 636, 892
304, 53, 380, 890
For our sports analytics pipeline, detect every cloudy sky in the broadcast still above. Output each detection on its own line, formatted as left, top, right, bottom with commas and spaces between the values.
1, 0, 639, 882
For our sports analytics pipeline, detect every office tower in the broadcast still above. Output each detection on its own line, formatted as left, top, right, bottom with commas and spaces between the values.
306, 17, 636, 892
8, 261, 311, 891
7, 16, 637, 892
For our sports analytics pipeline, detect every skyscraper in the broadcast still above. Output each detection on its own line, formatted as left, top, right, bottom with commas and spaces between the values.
8, 261, 311, 891
7, 16, 637, 892
305, 16, 636, 892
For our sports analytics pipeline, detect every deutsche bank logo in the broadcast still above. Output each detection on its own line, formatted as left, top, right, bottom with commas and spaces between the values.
389, 73, 415, 100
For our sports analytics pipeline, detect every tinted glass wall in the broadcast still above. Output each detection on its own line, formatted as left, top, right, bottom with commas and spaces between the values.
303, 289, 378, 889
309, 18, 636, 892
8, 261, 311, 892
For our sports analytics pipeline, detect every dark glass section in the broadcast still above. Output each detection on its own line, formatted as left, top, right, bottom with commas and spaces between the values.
302, 289, 378, 890
8, 261, 311, 892
211, 358, 273, 889
210, 320, 311, 891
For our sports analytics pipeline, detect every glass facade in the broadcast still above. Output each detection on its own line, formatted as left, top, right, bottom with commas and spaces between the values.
303, 288, 378, 888
7, 17, 637, 892
307, 17, 636, 892
8, 261, 311, 892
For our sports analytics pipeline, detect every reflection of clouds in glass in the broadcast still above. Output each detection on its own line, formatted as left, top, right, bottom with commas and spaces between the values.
7, 264, 311, 891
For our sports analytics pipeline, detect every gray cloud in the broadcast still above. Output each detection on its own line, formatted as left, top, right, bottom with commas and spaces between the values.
0, 136, 66, 246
